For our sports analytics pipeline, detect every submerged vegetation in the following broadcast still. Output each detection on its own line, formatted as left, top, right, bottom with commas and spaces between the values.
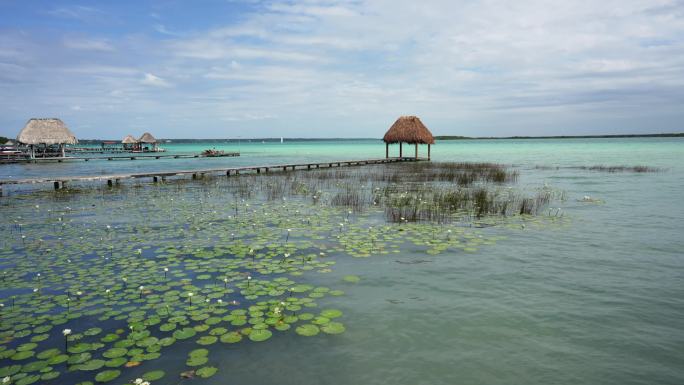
0, 162, 567, 384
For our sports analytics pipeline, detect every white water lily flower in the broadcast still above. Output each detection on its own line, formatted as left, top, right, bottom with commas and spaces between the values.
187, 292, 194, 297
62, 329, 72, 336
76, 291, 82, 296
247, 276, 252, 280
134, 379, 143, 385
139, 286, 144, 291
105, 289, 111, 294
142, 382, 150, 385
217, 299, 223, 304
164, 267, 169, 272
2, 376, 10, 384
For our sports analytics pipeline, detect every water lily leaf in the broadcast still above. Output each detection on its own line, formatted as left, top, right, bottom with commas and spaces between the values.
0, 364, 21, 377
173, 328, 196, 340
102, 348, 127, 359
320, 309, 343, 319
196, 336, 217, 345
295, 324, 320, 337
104, 357, 126, 368
196, 366, 218, 378
248, 329, 272, 342
219, 332, 242, 344
143, 370, 165, 381
77, 359, 105, 371
342, 275, 360, 283
186, 356, 208, 366
11, 351, 35, 361
15, 374, 41, 385
94, 369, 120, 383
321, 322, 346, 335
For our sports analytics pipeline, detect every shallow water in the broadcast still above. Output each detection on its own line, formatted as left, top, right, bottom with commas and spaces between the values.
1, 138, 683, 385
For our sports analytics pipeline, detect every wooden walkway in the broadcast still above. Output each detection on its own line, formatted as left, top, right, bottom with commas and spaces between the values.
0, 152, 239, 164
0, 157, 422, 195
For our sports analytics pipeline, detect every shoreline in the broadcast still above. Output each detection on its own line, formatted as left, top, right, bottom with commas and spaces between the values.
66, 133, 684, 143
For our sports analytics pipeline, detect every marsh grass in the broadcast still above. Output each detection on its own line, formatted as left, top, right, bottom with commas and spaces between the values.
181, 161, 555, 223
534, 165, 662, 173
576, 165, 661, 173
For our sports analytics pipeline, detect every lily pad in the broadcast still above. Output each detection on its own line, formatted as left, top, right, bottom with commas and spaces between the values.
196, 366, 218, 378
143, 370, 166, 381
321, 322, 346, 334
248, 329, 272, 342
295, 324, 320, 337
94, 369, 120, 383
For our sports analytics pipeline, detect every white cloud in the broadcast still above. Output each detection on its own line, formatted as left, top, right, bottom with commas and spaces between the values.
141, 73, 172, 87
63, 37, 115, 51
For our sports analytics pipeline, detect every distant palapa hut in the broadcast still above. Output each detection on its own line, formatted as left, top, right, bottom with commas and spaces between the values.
122, 134, 137, 151
16, 118, 77, 158
138, 132, 158, 152
383, 115, 434, 160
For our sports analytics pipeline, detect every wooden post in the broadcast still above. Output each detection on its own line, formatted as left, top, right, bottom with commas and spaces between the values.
153, 176, 158, 183
428, 144, 431, 161
399, 142, 403, 158
385, 143, 389, 159
53, 181, 60, 190
415, 143, 418, 159
107, 180, 113, 187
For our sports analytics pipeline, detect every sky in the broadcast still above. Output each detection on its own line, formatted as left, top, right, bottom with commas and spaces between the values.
0, 0, 683, 139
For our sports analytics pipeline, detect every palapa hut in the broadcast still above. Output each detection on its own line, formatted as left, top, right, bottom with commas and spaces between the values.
383, 115, 434, 160
16, 118, 78, 158
122, 134, 137, 151
138, 132, 158, 152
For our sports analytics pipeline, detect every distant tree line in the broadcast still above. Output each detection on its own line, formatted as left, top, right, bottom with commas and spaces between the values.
435, 133, 684, 140
0, 136, 8, 144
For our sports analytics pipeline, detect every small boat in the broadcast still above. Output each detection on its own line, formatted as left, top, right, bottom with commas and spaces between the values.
281, 137, 284, 143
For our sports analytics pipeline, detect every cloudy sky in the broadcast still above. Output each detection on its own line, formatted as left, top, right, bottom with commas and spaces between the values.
1, 0, 683, 139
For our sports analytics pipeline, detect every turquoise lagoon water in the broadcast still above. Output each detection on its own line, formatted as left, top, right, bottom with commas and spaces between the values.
1, 138, 683, 385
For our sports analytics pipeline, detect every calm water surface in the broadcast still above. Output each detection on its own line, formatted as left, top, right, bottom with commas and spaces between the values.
1, 138, 683, 385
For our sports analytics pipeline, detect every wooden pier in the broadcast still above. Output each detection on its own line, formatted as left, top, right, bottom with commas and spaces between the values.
0, 152, 239, 164
0, 157, 422, 196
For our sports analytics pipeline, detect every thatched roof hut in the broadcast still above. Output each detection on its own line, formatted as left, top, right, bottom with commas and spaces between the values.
16, 118, 78, 145
122, 135, 137, 144
382, 116, 434, 160
138, 132, 157, 143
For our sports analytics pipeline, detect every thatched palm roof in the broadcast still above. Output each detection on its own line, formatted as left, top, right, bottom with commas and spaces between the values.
122, 135, 137, 144
16, 118, 78, 145
138, 132, 157, 143
383, 116, 435, 144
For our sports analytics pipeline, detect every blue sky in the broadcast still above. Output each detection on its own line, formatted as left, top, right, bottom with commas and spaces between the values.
1, 0, 683, 139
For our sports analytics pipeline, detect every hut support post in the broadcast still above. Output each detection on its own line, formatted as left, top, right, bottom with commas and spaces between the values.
428, 144, 431, 161
399, 142, 403, 158
385, 143, 389, 159
415, 143, 418, 159
60, 144, 65, 158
